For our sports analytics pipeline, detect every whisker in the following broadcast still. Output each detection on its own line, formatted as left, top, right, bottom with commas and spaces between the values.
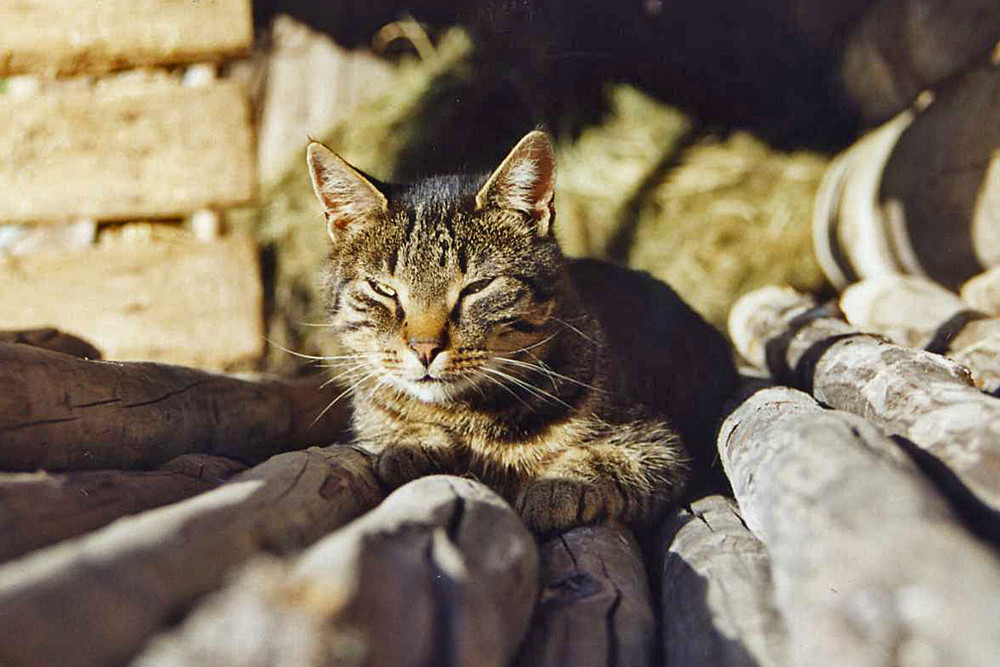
552, 317, 598, 345
507, 332, 559, 355
309, 371, 378, 428
482, 367, 573, 410
496, 357, 605, 393
473, 369, 534, 410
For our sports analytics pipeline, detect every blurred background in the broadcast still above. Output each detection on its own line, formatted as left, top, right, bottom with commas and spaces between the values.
1, 0, 997, 374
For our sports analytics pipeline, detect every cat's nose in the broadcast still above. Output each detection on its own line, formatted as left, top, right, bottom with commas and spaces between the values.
409, 339, 443, 367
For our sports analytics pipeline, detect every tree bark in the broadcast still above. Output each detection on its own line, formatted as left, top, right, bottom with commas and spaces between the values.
513, 525, 655, 667
729, 286, 1000, 512
839, 275, 1000, 392
0, 342, 351, 471
0, 446, 382, 667
659, 495, 784, 667
0, 453, 246, 562
134, 475, 537, 667
719, 386, 1000, 667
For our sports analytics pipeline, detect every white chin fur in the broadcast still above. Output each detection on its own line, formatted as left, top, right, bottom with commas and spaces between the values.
386, 375, 478, 403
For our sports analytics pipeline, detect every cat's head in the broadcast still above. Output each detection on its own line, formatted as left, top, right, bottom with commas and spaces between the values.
307, 131, 566, 403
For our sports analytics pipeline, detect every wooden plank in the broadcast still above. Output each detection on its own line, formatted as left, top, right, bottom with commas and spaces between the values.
0, 0, 252, 76
133, 476, 538, 667
0, 454, 246, 562
729, 286, 1000, 512
720, 386, 1000, 667
0, 446, 382, 667
0, 343, 351, 471
0, 235, 263, 369
513, 525, 655, 667
0, 81, 254, 222
659, 495, 784, 667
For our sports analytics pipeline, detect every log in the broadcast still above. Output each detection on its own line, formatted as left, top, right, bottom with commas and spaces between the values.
0, 80, 254, 222
878, 61, 1000, 290
0, 454, 246, 563
0, 0, 252, 76
720, 386, 1000, 667
0, 328, 101, 360
839, 0, 1000, 123
0, 343, 351, 471
133, 475, 537, 667
513, 525, 654, 667
840, 275, 1000, 392
659, 495, 784, 667
0, 446, 382, 667
961, 266, 1000, 317
729, 286, 1000, 512
0, 234, 264, 370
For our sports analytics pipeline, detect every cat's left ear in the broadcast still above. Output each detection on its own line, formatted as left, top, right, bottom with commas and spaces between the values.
475, 130, 556, 236
307, 142, 388, 240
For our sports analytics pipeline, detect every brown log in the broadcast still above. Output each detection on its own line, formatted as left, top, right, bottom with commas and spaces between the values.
133, 475, 537, 667
729, 286, 1000, 512
0, 446, 382, 667
513, 525, 654, 667
720, 386, 1000, 667
0, 328, 101, 360
659, 495, 784, 667
0, 454, 246, 563
0, 343, 351, 471
839, 0, 999, 123
878, 61, 1000, 290
840, 275, 1000, 392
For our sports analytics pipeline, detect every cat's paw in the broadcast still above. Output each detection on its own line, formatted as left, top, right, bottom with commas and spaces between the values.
515, 478, 620, 536
374, 445, 440, 490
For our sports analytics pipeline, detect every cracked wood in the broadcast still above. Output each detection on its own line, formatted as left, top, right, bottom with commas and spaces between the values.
0, 446, 382, 667
0, 343, 351, 471
720, 386, 1000, 667
133, 475, 538, 667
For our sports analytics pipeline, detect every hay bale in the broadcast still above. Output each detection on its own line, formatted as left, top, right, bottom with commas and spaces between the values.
629, 132, 828, 328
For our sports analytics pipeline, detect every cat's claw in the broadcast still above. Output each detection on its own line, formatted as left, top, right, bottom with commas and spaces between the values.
515, 478, 619, 536
374, 445, 439, 490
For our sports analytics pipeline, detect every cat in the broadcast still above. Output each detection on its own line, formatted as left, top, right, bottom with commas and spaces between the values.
306, 130, 737, 534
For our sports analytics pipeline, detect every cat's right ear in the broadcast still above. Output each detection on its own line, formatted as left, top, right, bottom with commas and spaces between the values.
307, 142, 388, 240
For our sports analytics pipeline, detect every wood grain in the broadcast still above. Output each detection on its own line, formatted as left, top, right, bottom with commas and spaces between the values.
0, 446, 382, 667
134, 475, 537, 667
720, 386, 1000, 667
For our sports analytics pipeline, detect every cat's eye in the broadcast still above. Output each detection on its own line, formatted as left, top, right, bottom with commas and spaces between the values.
460, 278, 495, 298
366, 278, 397, 299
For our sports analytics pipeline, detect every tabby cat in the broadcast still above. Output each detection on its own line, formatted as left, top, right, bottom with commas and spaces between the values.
307, 131, 736, 534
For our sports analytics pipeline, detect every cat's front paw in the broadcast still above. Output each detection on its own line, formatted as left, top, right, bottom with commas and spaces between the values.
515, 478, 620, 536
374, 445, 440, 490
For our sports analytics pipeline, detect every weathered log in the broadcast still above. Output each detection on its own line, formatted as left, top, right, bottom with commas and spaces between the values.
839, 0, 999, 123
720, 386, 1000, 666
840, 275, 1000, 391
0, 446, 381, 667
0, 343, 351, 471
729, 286, 1000, 511
659, 495, 784, 667
0, 327, 101, 360
878, 61, 1000, 290
513, 525, 654, 667
134, 475, 537, 667
0, 454, 246, 563
0, 234, 264, 370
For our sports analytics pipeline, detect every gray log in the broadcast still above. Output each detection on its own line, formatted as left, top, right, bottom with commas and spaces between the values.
0, 446, 382, 667
0, 342, 351, 471
513, 525, 654, 667
659, 495, 785, 667
0, 453, 245, 562
720, 386, 1000, 667
729, 286, 1000, 512
133, 475, 537, 667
